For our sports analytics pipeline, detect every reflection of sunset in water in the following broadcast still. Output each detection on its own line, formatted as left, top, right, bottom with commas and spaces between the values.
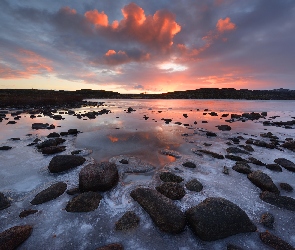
108, 135, 119, 142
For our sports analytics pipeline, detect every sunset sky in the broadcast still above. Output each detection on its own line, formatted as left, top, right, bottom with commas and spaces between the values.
0, 0, 294, 93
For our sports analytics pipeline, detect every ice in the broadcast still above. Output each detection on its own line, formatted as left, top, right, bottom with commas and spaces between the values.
0, 99, 295, 249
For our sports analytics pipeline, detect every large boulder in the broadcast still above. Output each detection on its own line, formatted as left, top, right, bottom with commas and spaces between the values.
259, 191, 295, 211
247, 171, 279, 194
260, 231, 295, 250
130, 188, 186, 233
31, 182, 67, 205
156, 182, 186, 200
65, 192, 102, 212
48, 155, 86, 173
185, 197, 257, 241
0, 192, 11, 210
115, 211, 140, 231
79, 162, 119, 192
0, 225, 33, 250
274, 158, 295, 172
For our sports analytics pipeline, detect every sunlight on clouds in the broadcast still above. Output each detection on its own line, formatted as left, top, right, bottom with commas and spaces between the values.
158, 63, 187, 72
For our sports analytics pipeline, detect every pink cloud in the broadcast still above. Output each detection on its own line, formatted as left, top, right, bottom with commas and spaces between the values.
216, 17, 236, 33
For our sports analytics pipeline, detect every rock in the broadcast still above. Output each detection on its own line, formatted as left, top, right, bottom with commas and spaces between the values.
182, 161, 196, 168
266, 164, 283, 172
225, 155, 247, 162
48, 155, 86, 173
96, 243, 124, 250
185, 197, 257, 241
47, 132, 60, 138
156, 182, 186, 200
66, 187, 80, 195
280, 183, 293, 192
130, 188, 186, 233
31, 182, 67, 205
281, 140, 295, 152
260, 191, 295, 211
227, 244, 244, 250
0, 192, 11, 210
19, 209, 38, 218
65, 192, 102, 212
71, 150, 82, 155
40, 146, 66, 155
198, 150, 224, 159
206, 131, 217, 137
7, 121, 16, 124
239, 145, 254, 152
226, 147, 249, 155
37, 138, 65, 149
60, 132, 69, 136
68, 129, 78, 135
223, 166, 229, 175
232, 162, 252, 174
115, 211, 140, 231
79, 162, 119, 192
119, 159, 128, 164
32, 123, 49, 129
248, 157, 265, 166
0, 225, 33, 250
185, 179, 203, 192
217, 125, 231, 131
274, 158, 295, 172
261, 112, 267, 116
259, 231, 295, 250
0, 146, 12, 150
247, 171, 279, 194
260, 212, 274, 228
159, 172, 184, 183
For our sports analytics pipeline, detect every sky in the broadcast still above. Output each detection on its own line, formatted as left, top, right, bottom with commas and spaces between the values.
0, 0, 294, 94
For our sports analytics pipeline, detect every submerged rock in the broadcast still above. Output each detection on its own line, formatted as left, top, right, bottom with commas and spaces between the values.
130, 188, 186, 233
248, 171, 279, 194
274, 158, 295, 172
65, 192, 102, 212
79, 162, 119, 192
115, 211, 140, 231
48, 155, 86, 173
185, 179, 203, 192
259, 231, 295, 250
96, 243, 124, 250
159, 172, 184, 183
156, 182, 186, 200
185, 197, 256, 241
0, 192, 11, 210
31, 182, 67, 205
0, 225, 33, 250
260, 191, 295, 211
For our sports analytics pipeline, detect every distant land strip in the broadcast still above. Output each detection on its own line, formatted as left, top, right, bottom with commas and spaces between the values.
1, 88, 295, 108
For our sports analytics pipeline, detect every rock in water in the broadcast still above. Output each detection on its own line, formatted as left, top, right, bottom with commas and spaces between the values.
185, 197, 257, 241
31, 182, 67, 205
259, 191, 295, 211
260, 212, 275, 228
185, 179, 203, 192
96, 243, 124, 250
115, 211, 140, 231
274, 158, 295, 172
65, 192, 102, 212
130, 188, 186, 234
0, 225, 33, 250
232, 162, 252, 174
156, 182, 186, 200
79, 162, 119, 192
48, 155, 86, 173
260, 231, 295, 250
247, 171, 280, 194
0, 192, 11, 210
159, 172, 184, 183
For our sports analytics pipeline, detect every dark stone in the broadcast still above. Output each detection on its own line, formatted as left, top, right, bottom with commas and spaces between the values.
261, 112, 267, 116
266, 164, 283, 172
209, 112, 218, 116
48, 155, 86, 173
248, 157, 266, 166
60, 132, 69, 136
185, 179, 203, 192
79, 162, 119, 192
31, 182, 67, 205
47, 132, 60, 138
281, 140, 295, 152
232, 162, 252, 174
65, 192, 102, 212
247, 171, 279, 194
280, 183, 293, 192
0, 192, 11, 210
37, 138, 65, 149
7, 121, 16, 124
159, 172, 184, 183
96, 243, 124, 250
225, 155, 247, 162
198, 150, 224, 159
221, 114, 229, 117
260, 212, 274, 228
260, 191, 295, 211
115, 211, 140, 231
71, 150, 82, 155
206, 131, 217, 137
68, 129, 78, 135
217, 125, 231, 131
66, 187, 80, 195
156, 182, 186, 200
130, 188, 186, 233
40, 146, 66, 155
274, 158, 295, 172
19, 209, 38, 218
32, 123, 49, 129
182, 161, 196, 168
259, 231, 295, 250
0, 146, 12, 150
185, 197, 257, 241
119, 159, 128, 164
226, 147, 250, 155
227, 244, 244, 250
0, 225, 33, 250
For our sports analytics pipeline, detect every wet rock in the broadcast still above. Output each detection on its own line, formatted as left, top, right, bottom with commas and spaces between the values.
40, 146, 66, 155
66, 187, 80, 195
217, 125, 231, 131
47, 132, 60, 138
280, 183, 293, 192
159, 172, 184, 183
7, 121, 16, 124
261, 112, 267, 116
221, 114, 229, 117
115, 211, 140, 231
182, 161, 196, 168
19, 209, 38, 218
96, 243, 124, 250
0, 146, 12, 150
198, 149, 224, 159
226, 147, 250, 154
206, 131, 217, 137
71, 150, 82, 155
232, 162, 252, 174
79, 162, 119, 192
0, 192, 11, 210
60, 132, 69, 136
225, 155, 247, 162
185, 179, 203, 192
209, 112, 218, 116
68, 129, 78, 135
247, 171, 279, 194
223, 166, 229, 175
48, 155, 86, 173
259, 231, 295, 250
65, 191, 102, 212
227, 244, 244, 250
32, 123, 49, 129
130, 188, 186, 233
127, 107, 135, 113
260, 212, 274, 228
185, 197, 257, 241
248, 157, 265, 166
260, 191, 295, 211
156, 182, 186, 200
119, 159, 128, 164
266, 164, 283, 172
242, 112, 261, 120
0, 225, 33, 250
274, 158, 295, 172
37, 138, 65, 149
281, 140, 295, 152
31, 182, 67, 205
